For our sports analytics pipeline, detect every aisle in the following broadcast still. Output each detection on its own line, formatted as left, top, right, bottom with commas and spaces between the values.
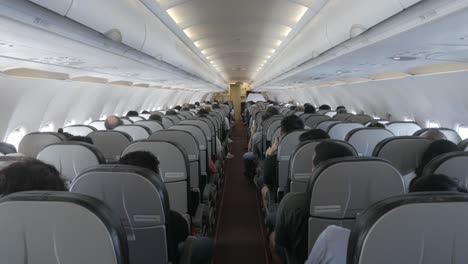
213, 122, 268, 264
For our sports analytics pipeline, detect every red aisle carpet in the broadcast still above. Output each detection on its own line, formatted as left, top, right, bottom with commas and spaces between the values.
213, 122, 268, 264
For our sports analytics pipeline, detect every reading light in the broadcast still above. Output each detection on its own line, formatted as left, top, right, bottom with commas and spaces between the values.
295, 6, 309, 22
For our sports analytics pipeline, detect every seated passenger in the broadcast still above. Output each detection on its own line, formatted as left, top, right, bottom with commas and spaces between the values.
420, 129, 447, 141
272, 142, 354, 264
68, 136, 94, 144
119, 151, 214, 264
295, 106, 304, 112
299, 129, 330, 142
149, 114, 163, 122
336, 106, 347, 114
126, 110, 139, 117
166, 109, 178, 116
413, 140, 459, 181
304, 103, 316, 114
367, 121, 385, 128
319, 104, 331, 111
305, 174, 467, 264
173, 105, 182, 111
104, 115, 123, 130
141, 110, 150, 114
0, 158, 66, 195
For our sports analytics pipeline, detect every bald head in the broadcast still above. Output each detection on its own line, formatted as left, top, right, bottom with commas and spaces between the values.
104, 115, 123, 130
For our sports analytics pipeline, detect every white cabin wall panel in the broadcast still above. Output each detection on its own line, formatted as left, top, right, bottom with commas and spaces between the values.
267, 71, 468, 129
66, 0, 146, 49
400, 0, 421, 8
28, 0, 72, 15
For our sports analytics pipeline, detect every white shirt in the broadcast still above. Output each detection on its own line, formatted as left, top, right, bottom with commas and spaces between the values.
305, 225, 350, 264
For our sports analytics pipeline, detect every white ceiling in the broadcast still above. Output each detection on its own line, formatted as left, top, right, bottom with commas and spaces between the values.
154, 0, 320, 82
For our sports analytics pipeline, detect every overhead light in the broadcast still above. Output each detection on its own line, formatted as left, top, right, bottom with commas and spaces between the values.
295, 6, 309, 22
210, 60, 215, 64
269, 49, 276, 54
194, 41, 201, 48
166, 8, 182, 24
263, 60, 267, 63
275, 40, 283, 46
283, 27, 292, 37
201, 50, 208, 54
266, 55, 271, 59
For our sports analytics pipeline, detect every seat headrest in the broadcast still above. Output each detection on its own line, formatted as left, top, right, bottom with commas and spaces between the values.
347, 192, 468, 264
18, 132, 65, 158
149, 130, 199, 161
422, 151, 468, 189
0, 142, 17, 155
63, 125, 97, 136
386, 121, 421, 136
0, 191, 129, 264
413, 128, 462, 144
114, 125, 151, 141
328, 123, 364, 140
345, 128, 394, 156
277, 130, 308, 161
308, 157, 404, 219
171, 125, 207, 150
89, 120, 106, 130
304, 114, 332, 128
135, 120, 164, 133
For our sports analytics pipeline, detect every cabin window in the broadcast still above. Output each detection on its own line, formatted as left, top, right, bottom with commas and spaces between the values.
427, 121, 440, 128
65, 120, 76, 127
5, 127, 26, 149
84, 118, 93, 125
39, 123, 55, 132
458, 126, 468, 140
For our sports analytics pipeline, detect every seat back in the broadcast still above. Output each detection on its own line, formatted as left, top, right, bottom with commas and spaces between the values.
333, 113, 353, 121
165, 115, 181, 125
304, 115, 332, 129
18, 132, 65, 157
134, 120, 164, 133
180, 120, 213, 159
422, 152, 468, 189
171, 125, 208, 178
316, 120, 341, 131
179, 111, 194, 119
346, 128, 395, 156
386, 121, 421, 136
459, 138, 468, 151
277, 130, 308, 192
71, 165, 170, 264
265, 119, 282, 152
161, 117, 175, 129
0, 142, 16, 155
0, 191, 128, 264
413, 128, 462, 144
324, 111, 337, 118
289, 140, 357, 193
120, 118, 133, 125
345, 114, 373, 124
373, 136, 431, 189
128, 116, 144, 122
89, 120, 106, 130
149, 130, 200, 191
122, 140, 190, 217
63, 125, 97, 136
347, 193, 468, 264
307, 157, 405, 252
37, 142, 105, 184
88, 131, 132, 162
299, 113, 315, 122
328, 123, 364, 140
115, 125, 151, 141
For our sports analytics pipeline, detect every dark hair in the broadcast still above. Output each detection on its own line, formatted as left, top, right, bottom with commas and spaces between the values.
212, 104, 220, 109
141, 110, 150, 114
104, 116, 123, 130
0, 142, 16, 155
198, 109, 209, 116
367, 121, 385, 128
57, 128, 64, 133
266, 106, 280, 115
195, 102, 200, 107
119, 151, 160, 174
166, 109, 178, 116
289, 105, 297, 110
0, 158, 66, 195
318, 104, 331, 111
304, 104, 316, 114
126, 110, 139, 117
299, 129, 329, 142
280, 115, 304, 134
181, 107, 190, 111
336, 106, 346, 110
173, 106, 182, 111
69, 136, 94, 145
415, 140, 459, 176
188, 104, 196, 109
149, 114, 162, 122
313, 141, 354, 166
410, 174, 468, 193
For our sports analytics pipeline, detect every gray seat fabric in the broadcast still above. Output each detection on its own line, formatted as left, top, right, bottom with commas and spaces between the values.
307, 157, 405, 252
179, 111, 194, 119
37, 142, 105, 184
122, 140, 190, 217
89, 120, 106, 130
324, 111, 337, 118
345, 114, 373, 124
0, 156, 23, 170
161, 117, 175, 129
373, 136, 431, 189
121, 118, 133, 125
171, 125, 208, 178
458, 138, 468, 151
165, 115, 181, 125
71, 165, 170, 264
328, 123, 364, 140
63, 125, 97, 136
299, 113, 315, 122
386, 121, 421, 136
304, 115, 332, 129
333, 113, 353, 121
277, 130, 308, 194
0, 142, 16, 155
134, 120, 164, 133
128, 116, 144, 122
180, 120, 213, 159
140, 113, 151, 120
88, 131, 132, 162
316, 120, 341, 132
114, 125, 151, 141
345, 128, 395, 156
413, 128, 462, 144
0, 191, 128, 264
289, 140, 358, 193
422, 152, 468, 189
265, 119, 282, 153
18, 132, 65, 157
347, 193, 468, 264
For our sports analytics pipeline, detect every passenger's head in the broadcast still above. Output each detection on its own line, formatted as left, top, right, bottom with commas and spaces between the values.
266, 106, 280, 115
313, 141, 354, 166
166, 109, 178, 116
149, 114, 162, 122
336, 108, 348, 114
289, 105, 297, 110
212, 104, 220, 109
367, 121, 385, 128
416, 140, 459, 176
410, 174, 468, 193
304, 104, 316, 114
126, 110, 139, 117
280, 115, 304, 135
318, 104, 331, 111
104, 116, 123, 130
299, 129, 330, 142
188, 104, 196, 109
69, 136, 93, 145
141, 110, 150, 114
0, 158, 66, 195
195, 102, 200, 107
336, 106, 346, 111
173, 106, 182, 111
198, 109, 210, 116
420, 129, 447, 141
295, 106, 304, 112
181, 107, 190, 111
119, 151, 160, 174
